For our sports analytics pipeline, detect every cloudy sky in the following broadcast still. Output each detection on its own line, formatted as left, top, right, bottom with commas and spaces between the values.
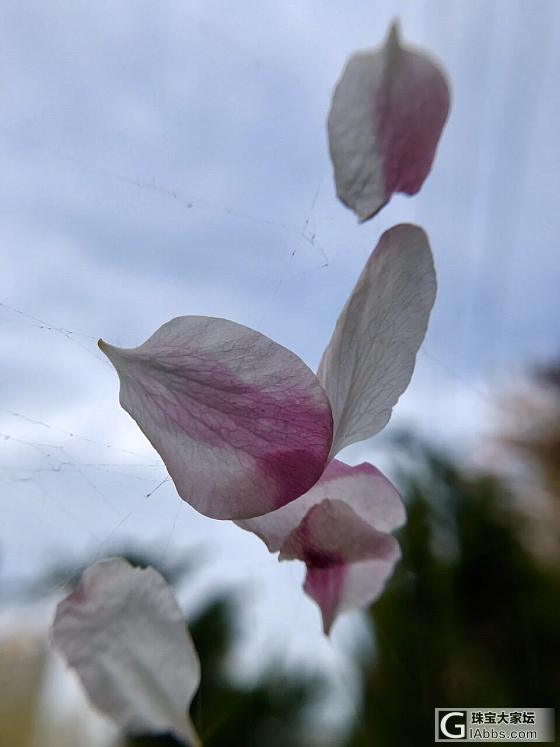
1, 0, 559, 694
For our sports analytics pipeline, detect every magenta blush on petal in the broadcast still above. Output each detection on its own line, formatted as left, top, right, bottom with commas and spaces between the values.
238, 461, 404, 633
304, 565, 348, 635
328, 22, 450, 222
259, 448, 329, 511
377, 25, 450, 200
99, 316, 333, 520
279, 499, 397, 565
237, 458, 405, 552
279, 498, 399, 633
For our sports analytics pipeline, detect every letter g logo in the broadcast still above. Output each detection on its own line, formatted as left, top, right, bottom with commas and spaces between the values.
440, 711, 466, 739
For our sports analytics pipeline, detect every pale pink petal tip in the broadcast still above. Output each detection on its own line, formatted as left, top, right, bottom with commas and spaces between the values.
280, 499, 400, 634
51, 558, 201, 747
99, 316, 333, 520
328, 20, 450, 222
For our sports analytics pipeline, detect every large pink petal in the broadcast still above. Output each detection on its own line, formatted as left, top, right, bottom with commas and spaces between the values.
318, 224, 436, 456
51, 558, 200, 746
99, 316, 333, 519
279, 499, 401, 634
236, 458, 404, 552
328, 21, 450, 222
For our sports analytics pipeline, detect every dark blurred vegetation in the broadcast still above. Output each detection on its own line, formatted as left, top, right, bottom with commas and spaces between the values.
2, 369, 560, 746
346, 441, 560, 746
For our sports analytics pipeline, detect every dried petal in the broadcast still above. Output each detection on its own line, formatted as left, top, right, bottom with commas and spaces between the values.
318, 224, 436, 456
328, 22, 450, 221
51, 558, 200, 746
100, 316, 333, 519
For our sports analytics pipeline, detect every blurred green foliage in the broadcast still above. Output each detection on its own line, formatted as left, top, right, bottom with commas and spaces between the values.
188, 597, 323, 747
346, 440, 560, 746
126, 595, 323, 747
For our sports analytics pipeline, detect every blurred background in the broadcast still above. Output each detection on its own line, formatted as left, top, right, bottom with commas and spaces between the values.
1, 0, 559, 744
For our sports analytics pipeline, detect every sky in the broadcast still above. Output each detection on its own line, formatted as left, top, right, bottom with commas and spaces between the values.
1, 0, 559, 706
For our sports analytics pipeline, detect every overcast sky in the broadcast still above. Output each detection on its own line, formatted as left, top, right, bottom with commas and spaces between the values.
1, 0, 559, 695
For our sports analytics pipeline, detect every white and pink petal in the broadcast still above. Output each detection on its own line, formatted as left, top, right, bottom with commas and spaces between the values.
305, 553, 401, 634
100, 316, 333, 519
279, 499, 400, 633
237, 458, 404, 552
328, 21, 450, 222
318, 224, 436, 456
51, 558, 200, 746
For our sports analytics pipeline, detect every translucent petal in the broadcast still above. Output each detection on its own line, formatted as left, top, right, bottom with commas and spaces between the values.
318, 224, 436, 456
238, 460, 404, 633
100, 316, 333, 519
237, 458, 404, 552
51, 558, 200, 746
279, 499, 400, 633
304, 551, 401, 634
328, 21, 450, 221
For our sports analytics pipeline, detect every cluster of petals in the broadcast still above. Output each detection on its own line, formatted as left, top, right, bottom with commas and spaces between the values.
98, 223, 436, 630
51, 21, 450, 747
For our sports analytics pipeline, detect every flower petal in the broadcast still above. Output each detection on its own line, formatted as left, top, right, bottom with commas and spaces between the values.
100, 316, 333, 519
318, 224, 436, 456
328, 21, 450, 221
279, 498, 396, 565
279, 499, 400, 633
51, 558, 200, 746
236, 458, 404, 552
304, 554, 401, 634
